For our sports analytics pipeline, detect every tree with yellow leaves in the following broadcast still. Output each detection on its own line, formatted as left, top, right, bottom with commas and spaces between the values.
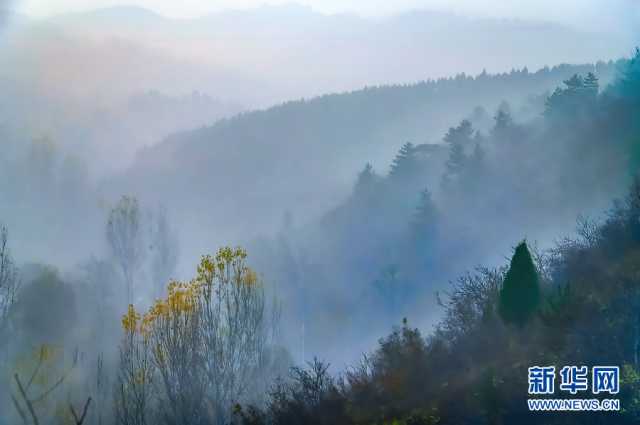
116, 247, 280, 425
198, 247, 267, 424
144, 279, 208, 425
115, 305, 154, 425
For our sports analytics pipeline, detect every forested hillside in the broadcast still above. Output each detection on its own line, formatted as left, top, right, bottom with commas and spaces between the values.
121, 61, 618, 261
242, 55, 638, 364
231, 49, 640, 425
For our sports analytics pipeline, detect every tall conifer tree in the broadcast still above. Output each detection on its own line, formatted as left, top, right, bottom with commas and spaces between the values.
498, 241, 540, 326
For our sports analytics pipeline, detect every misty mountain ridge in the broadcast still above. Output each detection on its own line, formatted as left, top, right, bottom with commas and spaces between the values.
117, 61, 619, 273
4, 2, 630, 109
58, 5, 164, 21
41, 3, 634, 48
41, 3, 634, 36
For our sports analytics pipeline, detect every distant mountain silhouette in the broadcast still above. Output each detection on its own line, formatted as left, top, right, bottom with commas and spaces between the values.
34, 4, 633, 106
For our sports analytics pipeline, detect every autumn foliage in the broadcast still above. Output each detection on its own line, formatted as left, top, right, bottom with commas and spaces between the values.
117, 246, 275, 425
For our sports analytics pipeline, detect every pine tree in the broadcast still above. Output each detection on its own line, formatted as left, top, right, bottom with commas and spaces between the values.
619, 47, 640, 97
411, 188, 439, 257
353, 163, 377, 202
498, 241, 540, 327
466, 143, 486, 178
563, 74, 584, 93
442, 120, 473, 186
445, 142, 466, 177
583, 72, 599, 94
412, 189, 437, 235
544, 87, 564, 116
389, 142, 419, 180
492, 109, 513, 136
545, 73, 592, 118
354, 163, 375, 191
444, 120, 474, 147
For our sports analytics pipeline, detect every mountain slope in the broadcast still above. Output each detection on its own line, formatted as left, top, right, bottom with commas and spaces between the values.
117, 62, 619, 262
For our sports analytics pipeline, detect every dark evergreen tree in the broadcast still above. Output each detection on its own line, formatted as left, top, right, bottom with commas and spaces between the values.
491, 101, 522, 143
445, 142, 466, 177
491, 109, 513, 138
443, 119, 474, 147
353, 162, 377, 201
389, 142, 419, 181
545, 73, 593, 118
443, 120, 474, 186
498, 241, 540, 327
412, 189, 438, 240
614, 47, 640, 104
563, 74, 584, 93
583, 72, 599, 94
442, 120, 474, 187
466, 143, 486, 179
544, 87, 565, 116
442, 143, 467, 189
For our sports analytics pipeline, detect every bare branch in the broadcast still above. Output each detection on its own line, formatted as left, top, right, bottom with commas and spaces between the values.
69, 397, 92, 425
11, 392, 28, 425
14, 374, 40, 425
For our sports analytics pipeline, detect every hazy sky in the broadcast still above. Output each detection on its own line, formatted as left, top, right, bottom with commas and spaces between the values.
17, 0, 638, 28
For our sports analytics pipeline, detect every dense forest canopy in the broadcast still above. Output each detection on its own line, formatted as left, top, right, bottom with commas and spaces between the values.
247, 59, 638, 363
232, 50, 640, 425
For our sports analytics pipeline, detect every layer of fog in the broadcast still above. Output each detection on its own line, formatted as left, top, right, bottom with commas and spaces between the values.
0, 2, 638, 372
0, 3, 636, 177
17, 4, 636, 105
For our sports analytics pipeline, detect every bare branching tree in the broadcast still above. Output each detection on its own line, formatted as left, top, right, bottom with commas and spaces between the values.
93, 354, 109, 425
11, 345, 79, 425
436, 266, 504, 343
199, 248, 267, 424
147, 283, 208, 425
115, 306, 154, 425
148, 205, 178, 299
107, 196, 144, 305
